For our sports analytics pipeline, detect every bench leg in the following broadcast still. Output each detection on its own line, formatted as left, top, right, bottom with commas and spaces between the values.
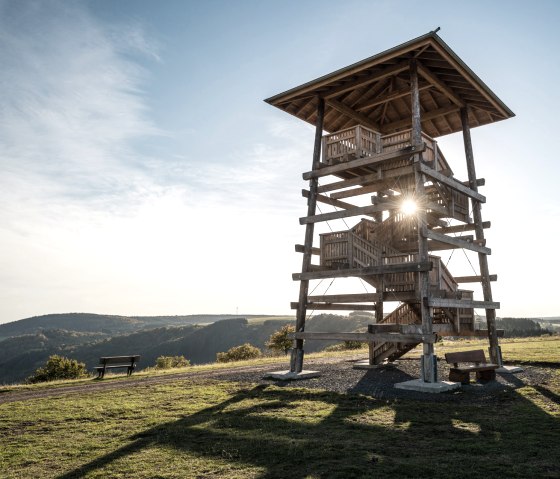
476, 370, 496, 382
449, 370, 470, 385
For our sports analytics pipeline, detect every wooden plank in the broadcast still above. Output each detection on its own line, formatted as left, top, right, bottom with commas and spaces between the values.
292, 331, 436, 344
356, 83, 432, 111
317, 172, 381, 194
302, 189, 355, 211
302, 144, 423, 180
419, 163, 486, 203
330, 166, 415, 199
431, 324, 504, 337
307, 293, 380, 303
326, 98, 380, 131
460, 106, 500, 364
290, 302, 376, 311
368, 324, 401, 332
323, 60, 410, 99
382, 291, 420, 302
295, 244, 320, 255
293, 261, 432, 281
417, 62, 465, 107
427, 298, 500, 309
454, 275, 497, 283
293, 97, 326, 371
423, 228, 491, 254
299, 203, 383, 225
381, 105, 460, 133
431, 221, 490, 235
462, 178, 485, 187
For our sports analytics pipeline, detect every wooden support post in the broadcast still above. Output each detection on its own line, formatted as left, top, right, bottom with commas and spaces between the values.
292, 97, 325, 373
371, 195, 384, 365
460, 106, 501, 366
411, 59, 437, 382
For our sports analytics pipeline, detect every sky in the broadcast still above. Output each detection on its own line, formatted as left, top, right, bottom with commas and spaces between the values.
1, 0, 559, 324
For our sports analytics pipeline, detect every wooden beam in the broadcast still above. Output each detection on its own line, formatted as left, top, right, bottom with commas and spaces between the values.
382, 291, 420, 302
461, 106, 500, 365
300, 203, 384, 225
419, 163, 486, 203
302, 144, 422, 180
317, 171, 381, 194
381, 105, 460, 133
293, 97, 325, 372
427, 298, 500, 309
462, 178, 485, 187
323, 60, 410, 100
356, 83, 432, 111
417, 62, 465, 107
307, 293, 380, 303
423, 228, 491, 255
292, 331, 436, 344
430, 324, 504, 337
330, 166, 415, 200
326, 98, 380, 131
455, 275, 497, 283
320, 165, 414, 196
293, 261, 432, 281
290, 302, 376, 311
295, 244, 320, 255
431, 221, 490, 235
302, 189, 355, 211
368, 324, 401, 332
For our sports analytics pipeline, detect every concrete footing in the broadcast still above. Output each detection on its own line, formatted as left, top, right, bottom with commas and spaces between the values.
394, 379, 461, 393
496, 365, 524, 374
263, 370, 321, 381
353, 360, 398, 370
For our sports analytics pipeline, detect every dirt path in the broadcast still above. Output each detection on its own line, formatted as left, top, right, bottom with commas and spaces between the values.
1, 355, 551, 405
0, 356, 351, 405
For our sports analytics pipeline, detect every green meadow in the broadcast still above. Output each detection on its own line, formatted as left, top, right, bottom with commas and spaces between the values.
1, 337, 558, 478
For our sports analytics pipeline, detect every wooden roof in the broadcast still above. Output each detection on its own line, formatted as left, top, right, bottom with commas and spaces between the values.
264, 32, 514, 137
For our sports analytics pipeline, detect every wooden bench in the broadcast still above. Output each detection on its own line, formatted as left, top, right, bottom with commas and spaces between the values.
444, 349, 498, 385
94, 355, 140, 379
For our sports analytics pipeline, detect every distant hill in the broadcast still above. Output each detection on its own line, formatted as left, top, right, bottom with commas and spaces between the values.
0, 312, 372, 384
0, 313, 268, 341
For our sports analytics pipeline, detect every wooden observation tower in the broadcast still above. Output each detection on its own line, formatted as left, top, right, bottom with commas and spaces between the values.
265, 32, 514, 386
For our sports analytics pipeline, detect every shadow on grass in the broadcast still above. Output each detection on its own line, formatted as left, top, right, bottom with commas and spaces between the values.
57, 380, 560, 479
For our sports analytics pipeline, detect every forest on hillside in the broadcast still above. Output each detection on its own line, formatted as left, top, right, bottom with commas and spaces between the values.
0, 312, 554, 384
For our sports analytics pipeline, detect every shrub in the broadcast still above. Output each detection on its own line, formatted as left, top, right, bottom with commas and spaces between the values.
216, 343, 261, 363
26, 355, 89, 383
155, 355, 191, 369
266, 324, 294, 355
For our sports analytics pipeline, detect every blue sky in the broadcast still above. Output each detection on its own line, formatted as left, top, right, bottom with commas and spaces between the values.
1, 0, 559, 323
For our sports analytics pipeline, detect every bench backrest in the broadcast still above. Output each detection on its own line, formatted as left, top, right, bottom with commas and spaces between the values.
444, 349, 487, 365
99, 355, 140, 366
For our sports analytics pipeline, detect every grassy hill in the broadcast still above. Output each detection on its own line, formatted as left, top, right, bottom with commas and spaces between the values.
0, 313, 373, 384
0, 337, 558, 478
0, 312, 272, 340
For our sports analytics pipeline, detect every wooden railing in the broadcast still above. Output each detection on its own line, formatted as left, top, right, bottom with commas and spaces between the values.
322, 126, 453, 174
320, 228, 458, 294
382, 253, 457, 293
321, 125, 381, 165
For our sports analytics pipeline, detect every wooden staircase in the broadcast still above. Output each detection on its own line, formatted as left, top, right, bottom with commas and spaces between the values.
320, 215, 476, 365
369, 303, 422, 364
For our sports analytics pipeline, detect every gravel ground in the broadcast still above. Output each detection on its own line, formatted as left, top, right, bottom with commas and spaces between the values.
0, 356, 554, 405
220, 357, 554, 403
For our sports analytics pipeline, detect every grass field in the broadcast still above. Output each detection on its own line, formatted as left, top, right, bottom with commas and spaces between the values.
0, 337, 559, 478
